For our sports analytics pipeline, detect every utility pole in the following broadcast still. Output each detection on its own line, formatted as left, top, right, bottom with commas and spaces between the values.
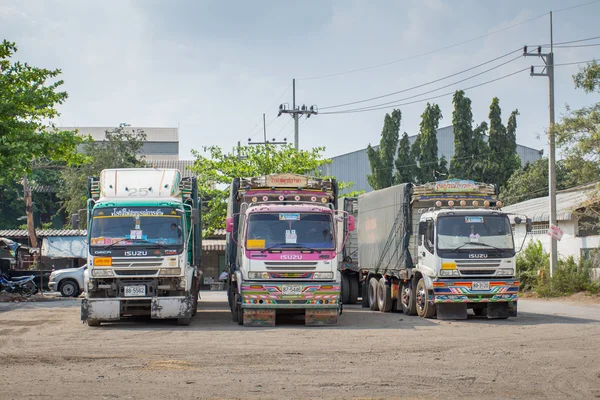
278, 79, 318, 150
248, 114, 287, 146
523, 11, 557, 276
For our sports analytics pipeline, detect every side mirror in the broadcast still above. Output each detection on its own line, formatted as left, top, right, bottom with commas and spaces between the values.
526, 218, 533, 233
71, 214, 80, 230
191, 208, 200, 225
514, 216, 522, 225
418, 221, 427, 236
348, 215, 356, 232
226, 217, 234, 233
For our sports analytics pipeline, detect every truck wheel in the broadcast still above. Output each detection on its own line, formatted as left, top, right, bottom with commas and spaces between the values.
177, 317, 191, 326
87, 319, 101, 327
234, 293, 243, 325
59, 279, 79, 297
415, 278, 435, 318
361, 280, 369, 308
349, 276, 359, 305
377, 278, 393, 312
368, 278, 379, 311
232, 292, 239, 322
400, 280, 417, 316
341, 274, 350, 305
191, 284, 199, 317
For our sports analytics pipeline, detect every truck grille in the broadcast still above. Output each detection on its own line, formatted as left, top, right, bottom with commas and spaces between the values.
111, 257, 164, 268
114, 269, 158, 276
456, 260, 501, 276
458, 269, 496, 276
264, 262, 317, 271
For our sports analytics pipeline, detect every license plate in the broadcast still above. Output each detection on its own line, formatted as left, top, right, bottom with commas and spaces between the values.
124, 285, 146, 297
472, 281, 490, 291
282, 285, 302, 296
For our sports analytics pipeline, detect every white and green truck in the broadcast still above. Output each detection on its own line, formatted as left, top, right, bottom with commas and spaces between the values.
80, 168, 202, 326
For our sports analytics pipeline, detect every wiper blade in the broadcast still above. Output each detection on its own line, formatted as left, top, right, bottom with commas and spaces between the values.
261, 243, 322, 253
451, 242, 503, 252
100, 238, 172, 249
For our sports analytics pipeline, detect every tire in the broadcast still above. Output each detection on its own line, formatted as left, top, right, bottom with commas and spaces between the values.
20, 281, 38, 297
235, 293, 243, 325
473, 308, 486, 317
341, 274, 350, 305
361, 280, 369, 308
349, 276, 359, 305
191, 283, 199, 317
87, 319, 101, 327
368, 277, 379, 311
59, 279, 79, 298
377, 278, 393, 312
400, 280, 417, 316
415, 278, 435, 318
177, 317, 191, 326
232, 292, 239, 322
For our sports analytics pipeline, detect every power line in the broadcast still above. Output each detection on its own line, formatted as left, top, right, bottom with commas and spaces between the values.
298, 14, 547, 81
538, 58, 598, 67
321, 49, 522, 110
553, 0, 600, 13
554, 43, 600, 49
272, 118, 293, 140
247, 83, 292, 140
321, 66, 529, 115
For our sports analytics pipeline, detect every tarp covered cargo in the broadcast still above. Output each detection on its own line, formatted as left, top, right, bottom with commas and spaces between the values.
41, 236, 87, 259
357, 183, 412, 274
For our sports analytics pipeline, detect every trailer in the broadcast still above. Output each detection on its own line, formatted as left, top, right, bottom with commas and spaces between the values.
337, 197, 363, 305
358, 179, 531, 320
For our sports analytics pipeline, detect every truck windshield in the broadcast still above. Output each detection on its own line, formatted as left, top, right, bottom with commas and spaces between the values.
436, 215, 514, 251
90, 207, 183, 247
246, 212, 334, 250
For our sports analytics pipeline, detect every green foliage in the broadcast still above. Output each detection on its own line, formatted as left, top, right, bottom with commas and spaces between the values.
470, 121, 489, 182
500, 158, 570, 205
449, 90, 473, 178
486, 98, 521, 186
58, 124, 147, 226
416, 103, 442, 183
367, 109, 401, 190
573, 60, 600, 94
0, 40, 85, 186
190, 144, 333, 235
394, 132, 414, 184
516, 240, 600, 296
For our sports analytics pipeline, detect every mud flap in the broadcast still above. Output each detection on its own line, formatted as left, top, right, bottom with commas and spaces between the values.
436, 303, 467, 320
151, 296, 193, 319
487, 302, 512, 319
243, 308, 276, 327
81, 299, 120, 321
305, 309, 339, 326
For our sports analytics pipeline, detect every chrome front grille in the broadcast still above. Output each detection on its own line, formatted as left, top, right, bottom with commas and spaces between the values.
264, 262, 317, 271
114, 269, 158, 276
456, 259, 501, 276
111, 257, 164, 268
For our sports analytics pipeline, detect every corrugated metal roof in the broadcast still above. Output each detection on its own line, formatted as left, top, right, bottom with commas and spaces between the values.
0, 229, 87, 238
63, 127, 179, 142
202, 239, 225, 251
503, 184, 599, 222
148, 160, 196, 177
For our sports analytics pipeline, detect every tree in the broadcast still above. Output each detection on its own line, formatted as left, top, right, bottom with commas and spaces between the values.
416, 103, 442, 183
367, 109, 401, 190
500, 158, 569, 205
190, 144, 333, 235
486, 98, 520, 186
58, 124, 147, 226
573, 60, 600, 94
449, 90, 473, 179
470, 121, 489, 182
0, 40, 84, 185
394, 132, 414, 184
438, 155, 449, 179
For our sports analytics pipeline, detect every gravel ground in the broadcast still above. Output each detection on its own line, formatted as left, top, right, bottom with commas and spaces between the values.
0, 292, 599, 400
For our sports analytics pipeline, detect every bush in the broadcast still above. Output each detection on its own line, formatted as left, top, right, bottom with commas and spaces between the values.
516, 241, 600, 297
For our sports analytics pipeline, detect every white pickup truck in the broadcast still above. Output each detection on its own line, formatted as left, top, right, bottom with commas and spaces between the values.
48, 265, 86, 297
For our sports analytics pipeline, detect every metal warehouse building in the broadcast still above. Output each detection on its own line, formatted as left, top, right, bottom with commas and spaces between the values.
321, 125, 543, 194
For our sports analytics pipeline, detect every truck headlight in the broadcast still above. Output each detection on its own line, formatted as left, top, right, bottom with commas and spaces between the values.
313, 272, 334, 279
159, 268, 182, 276
496, 268, 514, 276
92, 269, 114, 277
440, 269, 460, 277
248, 272, 269, 279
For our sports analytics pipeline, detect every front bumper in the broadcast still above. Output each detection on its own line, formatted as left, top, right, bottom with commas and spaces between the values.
48, 281, 58, 291
80, 295, 193, 321
240, 281, 340, 309
432, 279, 519, 304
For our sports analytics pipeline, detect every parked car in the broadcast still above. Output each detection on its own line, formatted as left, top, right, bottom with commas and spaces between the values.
48, 265, 86, 297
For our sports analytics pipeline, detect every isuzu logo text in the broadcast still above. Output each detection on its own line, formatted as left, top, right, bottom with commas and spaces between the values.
124, 250, 148, 257
281, 255, 302, 260
469, 254, 488, 259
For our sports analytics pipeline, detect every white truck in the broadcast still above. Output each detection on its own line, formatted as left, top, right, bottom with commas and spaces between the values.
359, 179, 531, 320
80, 168, 202, 326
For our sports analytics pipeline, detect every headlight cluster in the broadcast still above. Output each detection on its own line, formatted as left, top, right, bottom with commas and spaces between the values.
313, 272, 334, 279
92, 269, 114, 277
248, 272, 269, 279
440, 269, 460, 277
159, 268, 182, 276
496, 268, 514, 276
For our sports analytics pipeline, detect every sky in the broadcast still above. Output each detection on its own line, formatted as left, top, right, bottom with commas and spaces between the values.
1, 0, 599, 160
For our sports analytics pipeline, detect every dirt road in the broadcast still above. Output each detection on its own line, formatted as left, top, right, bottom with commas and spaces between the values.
1, 292, 599, 400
